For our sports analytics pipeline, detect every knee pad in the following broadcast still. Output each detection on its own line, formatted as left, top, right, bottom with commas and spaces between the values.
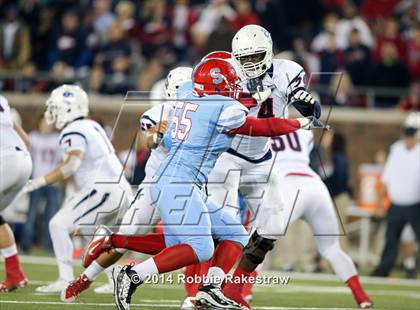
189, 237, 215, 262
0, 215, 5, 225
243, 231, 276, 265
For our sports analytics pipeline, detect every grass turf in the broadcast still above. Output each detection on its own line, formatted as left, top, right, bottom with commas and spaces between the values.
1, 262, 419, 310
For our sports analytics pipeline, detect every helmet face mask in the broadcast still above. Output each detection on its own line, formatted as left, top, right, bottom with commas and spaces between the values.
232, 25, 273, 79
193, 59, 242, 100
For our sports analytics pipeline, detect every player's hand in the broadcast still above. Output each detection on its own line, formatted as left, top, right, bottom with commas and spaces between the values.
252, 88, 272, 106
291, 90, 321, 118
155, 121, 168, 135
19, 177, 47, 196
297, 116, 330, 130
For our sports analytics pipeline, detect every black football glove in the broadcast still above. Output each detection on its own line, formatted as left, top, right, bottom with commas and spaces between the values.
291, 89, 321, 119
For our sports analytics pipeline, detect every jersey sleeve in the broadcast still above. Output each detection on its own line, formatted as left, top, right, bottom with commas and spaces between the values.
216, 102, 248, 133
140, 104, 165, 131
0, 95, 12, 127
59, 131, 87, 154
283, 61, 307, 103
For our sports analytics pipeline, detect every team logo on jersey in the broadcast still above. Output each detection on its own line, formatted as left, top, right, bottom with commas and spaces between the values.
210, 68, 223, 85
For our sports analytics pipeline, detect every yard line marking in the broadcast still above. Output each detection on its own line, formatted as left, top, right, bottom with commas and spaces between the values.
0, 300, 360, 309
15, 255, 420, 287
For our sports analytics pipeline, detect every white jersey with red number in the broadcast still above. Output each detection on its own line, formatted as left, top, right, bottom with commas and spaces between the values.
271, 129, 318, 178
59, 119, 126, 189
0, 95, 27, 152
230, 59, 306, 160
140, 102, 173, 176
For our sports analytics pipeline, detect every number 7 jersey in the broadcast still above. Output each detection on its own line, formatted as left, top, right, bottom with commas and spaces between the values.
59, 119, 126, 189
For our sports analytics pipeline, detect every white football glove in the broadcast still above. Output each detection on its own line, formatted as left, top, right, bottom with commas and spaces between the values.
293, 89, 316, 105
20, 177, 47, 195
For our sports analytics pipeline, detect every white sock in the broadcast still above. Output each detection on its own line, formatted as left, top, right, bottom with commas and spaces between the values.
84, 261, 105, 280
0, 244, 18, 258
205, 266, 225, 287
403, 257, 416, 270
132, 258, 159, 282
115, 248, 127, 254
105, 266, 113, 284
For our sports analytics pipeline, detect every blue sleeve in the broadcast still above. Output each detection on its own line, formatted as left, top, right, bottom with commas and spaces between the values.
162, 131, 172, 150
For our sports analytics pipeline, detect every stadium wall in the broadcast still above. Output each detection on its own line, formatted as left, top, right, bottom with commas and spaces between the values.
6, 92, 407, 196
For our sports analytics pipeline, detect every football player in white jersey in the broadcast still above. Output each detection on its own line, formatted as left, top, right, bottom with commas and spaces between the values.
0, 95, 32, 292
205, 24, 324, 305
19, 85, 133, 294
60, 67, 193, 302
267, 130, 372, 308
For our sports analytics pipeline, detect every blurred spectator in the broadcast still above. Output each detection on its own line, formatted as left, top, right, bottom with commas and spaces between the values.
93, 0, 115, 43
229, 0, 260, 31
30, 8, 55, 71
137, 57, 164, 92
170, 0, 198, 61
361, 0, 401, 20
191, 0, 236, 48
49, 11, 87, 69
311, 13, 339, 53
0, 5, 31, 70
370, 42, 410, 108
14, 62, 38, 93
406, 25, 420, 81
21, 118, 61, 253
317, 31, 345, 85
335, 2, 374, 49
291, 37, 319, 76
95, 22, 133, 94
399, 83, 420, 111
374, 18, 407, 63
139, 0, 172, 59
344, 28, 372, 86
204, 18, 235, 55
372, 112, 420, 277
329, 71, 354, 105
115, 0, 141, 42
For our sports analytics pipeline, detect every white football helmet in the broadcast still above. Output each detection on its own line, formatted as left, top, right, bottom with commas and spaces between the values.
45, 84, 89, 130
232, 24, 273, 79
165, 66, 193, 100
404, 112, 420, 132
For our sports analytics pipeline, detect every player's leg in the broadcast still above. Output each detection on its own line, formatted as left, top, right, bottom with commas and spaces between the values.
372, 204, 407, 277
0, 151, 32, 292
302, 178, 372, 308
223, 167, 285, 308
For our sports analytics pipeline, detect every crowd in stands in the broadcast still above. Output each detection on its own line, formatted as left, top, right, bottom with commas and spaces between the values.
0, 0, 418, 109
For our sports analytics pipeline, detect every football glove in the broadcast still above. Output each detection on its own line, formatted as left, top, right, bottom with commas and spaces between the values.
291, 90, 321, 118
297, 116, 330, 130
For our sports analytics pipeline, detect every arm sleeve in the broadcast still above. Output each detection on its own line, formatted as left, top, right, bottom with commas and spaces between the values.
229, 116, 300, 137
381, 148, 394, 185
140, 104, 165, 131
216, 103, 248, 133
59, 132, 87, 153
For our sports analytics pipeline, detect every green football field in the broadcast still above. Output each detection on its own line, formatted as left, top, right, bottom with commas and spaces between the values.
0, 258, 419, 310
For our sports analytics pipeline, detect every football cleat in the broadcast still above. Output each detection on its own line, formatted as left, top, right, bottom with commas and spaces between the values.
113, 265, 142, 310
61, 274, 92, 302
181, 296, 196, 309
359, 300, 374, 309
36, 279, 69, 294
196, 284, 245, 309
94, 282, 114, 294
82, 225, 113, 268
0, 276, 28, 292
